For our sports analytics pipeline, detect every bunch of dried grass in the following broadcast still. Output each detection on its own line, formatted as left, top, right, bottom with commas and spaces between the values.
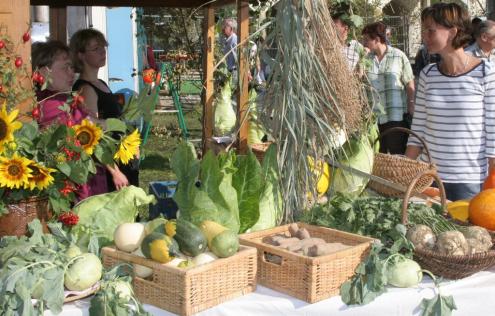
259, 0, 371, 220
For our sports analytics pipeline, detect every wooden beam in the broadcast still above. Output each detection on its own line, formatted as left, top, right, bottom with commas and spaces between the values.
49, 7, 67, 42
202, 5, 215, 155
237, 0, 249, 154
31, 0, 235, 8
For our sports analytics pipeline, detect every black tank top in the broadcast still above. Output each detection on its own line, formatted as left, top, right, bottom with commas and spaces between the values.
73, 79, 121, 119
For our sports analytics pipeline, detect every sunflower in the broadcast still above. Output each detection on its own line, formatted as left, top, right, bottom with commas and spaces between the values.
73, 119, 103, 155
0, 153, 33, 189
0, 102, 22, 154
26, 162, 56, 190
114, 129, 141, 164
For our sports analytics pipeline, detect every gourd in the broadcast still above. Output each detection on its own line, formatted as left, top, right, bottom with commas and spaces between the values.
132, 248, 153, 278
469, 189, 495, 230
141, 232, 180, 263
199, 220, 239, 258
446, 200, 470, 222
145, 217, 167, 235
174, 219, 208, 256
114, 222, 146, 253
165, 219, 177, 238
192, 252, 218, 266
307, 156, 331, 197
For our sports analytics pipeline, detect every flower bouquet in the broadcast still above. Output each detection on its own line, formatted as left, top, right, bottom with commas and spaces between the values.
0, 28, 141, 222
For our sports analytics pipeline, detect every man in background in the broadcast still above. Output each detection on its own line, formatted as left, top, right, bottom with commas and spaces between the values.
466, 19, 495, 63
332, 14, 365, 72
222, 18, 238, 81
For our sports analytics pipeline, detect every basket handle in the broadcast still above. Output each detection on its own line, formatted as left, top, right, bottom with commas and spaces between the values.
401, 170, 447, 225
372, 127, 434, 165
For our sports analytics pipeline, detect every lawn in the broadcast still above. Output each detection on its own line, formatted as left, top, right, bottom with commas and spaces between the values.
137, 103, 203, 218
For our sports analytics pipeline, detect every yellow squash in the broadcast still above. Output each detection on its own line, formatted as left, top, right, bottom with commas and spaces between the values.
446, 199, 470, 222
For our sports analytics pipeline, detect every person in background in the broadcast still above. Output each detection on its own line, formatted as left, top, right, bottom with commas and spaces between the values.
331, 13, 365, 72
413, 43, 441, 78
385, 26, 392, 46
405, 3, 495, 201
362, 21, 415, 154
222, 18, 238, 80
469, 17, 483, 46
465, 19, 495, 63
31, 40, 107, 198
69, 28, 139, 192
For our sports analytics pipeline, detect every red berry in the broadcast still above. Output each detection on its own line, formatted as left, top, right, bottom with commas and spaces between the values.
0, 40, 4, 49
37, 74, 45, 84
32, 107, 40, 119
22, 32, 30, 43
14, 57, 22, 68
66, 119, 74, 127
0, 85, 3, 93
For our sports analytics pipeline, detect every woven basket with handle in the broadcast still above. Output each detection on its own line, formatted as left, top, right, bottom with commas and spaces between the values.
0, 196, 51, 237
369, 127, 437, 197
402, 171, 495, 279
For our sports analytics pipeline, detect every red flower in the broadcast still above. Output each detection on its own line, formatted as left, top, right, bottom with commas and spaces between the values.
58, 212, 79, 226
59, 181, 75, 196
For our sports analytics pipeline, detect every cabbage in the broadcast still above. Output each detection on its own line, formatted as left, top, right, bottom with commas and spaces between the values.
331, 135, 374, 197
247, 88, 266, 145
214, 78, 237, 136
64, 253, 102, 291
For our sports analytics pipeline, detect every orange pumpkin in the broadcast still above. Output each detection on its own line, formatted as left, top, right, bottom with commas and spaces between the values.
469, 189, 495, 230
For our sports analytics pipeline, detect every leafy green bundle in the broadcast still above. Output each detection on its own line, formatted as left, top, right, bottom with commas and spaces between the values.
171, 142, 283, 233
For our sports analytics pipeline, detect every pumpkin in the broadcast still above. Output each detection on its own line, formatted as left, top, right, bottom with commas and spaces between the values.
469, 189, 495, 231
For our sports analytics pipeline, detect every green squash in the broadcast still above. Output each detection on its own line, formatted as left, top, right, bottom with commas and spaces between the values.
141, 232, 179, 263
175, 219, 208, 256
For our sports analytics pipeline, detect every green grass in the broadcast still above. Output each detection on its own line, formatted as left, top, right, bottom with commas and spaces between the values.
138, 106, 203, 194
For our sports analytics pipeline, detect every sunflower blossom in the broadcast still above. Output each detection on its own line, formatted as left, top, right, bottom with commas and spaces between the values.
0, 102, 22, 154
0, 153, 33, 189
114, 129, 141, 164
27, 162, 56, 190
73, 119, 103, 155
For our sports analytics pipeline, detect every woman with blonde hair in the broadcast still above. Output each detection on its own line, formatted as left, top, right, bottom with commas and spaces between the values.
405, 3, 495, 201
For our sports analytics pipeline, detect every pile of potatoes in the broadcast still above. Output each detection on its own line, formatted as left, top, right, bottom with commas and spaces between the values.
262, 223, 350, 257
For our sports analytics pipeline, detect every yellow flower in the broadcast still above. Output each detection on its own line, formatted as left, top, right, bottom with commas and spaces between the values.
0, 102, 22, 154
0, 153, 33, 189
114, 129, 141, 164
73, 119, 102, 155
27, 162, 56, 190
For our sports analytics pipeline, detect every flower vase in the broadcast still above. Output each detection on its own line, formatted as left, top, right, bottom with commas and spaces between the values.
0, 196, 52, 237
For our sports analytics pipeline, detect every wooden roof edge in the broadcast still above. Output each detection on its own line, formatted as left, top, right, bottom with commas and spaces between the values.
30, 0, 236, 8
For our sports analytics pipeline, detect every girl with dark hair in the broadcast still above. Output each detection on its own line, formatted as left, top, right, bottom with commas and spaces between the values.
405, 3, 495, 201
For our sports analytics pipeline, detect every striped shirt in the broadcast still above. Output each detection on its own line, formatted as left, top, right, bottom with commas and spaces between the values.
366, 46, 414, 124
408, 61, 495, 183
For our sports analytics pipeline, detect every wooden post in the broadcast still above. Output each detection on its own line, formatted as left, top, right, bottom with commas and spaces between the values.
49, 6, 67, 42
237, 0, 249, 154
202, 5, 215, 155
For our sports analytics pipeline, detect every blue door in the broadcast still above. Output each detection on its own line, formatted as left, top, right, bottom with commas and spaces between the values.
106, 7, 137, 93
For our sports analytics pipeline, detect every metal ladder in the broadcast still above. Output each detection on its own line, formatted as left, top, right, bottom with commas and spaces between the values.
164, 62, 189, 140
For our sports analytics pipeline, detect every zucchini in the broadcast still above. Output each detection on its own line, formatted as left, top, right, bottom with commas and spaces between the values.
175, 219, 208, 256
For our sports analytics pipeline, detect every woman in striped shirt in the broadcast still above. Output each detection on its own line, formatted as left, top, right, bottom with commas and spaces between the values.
406, 3, 495, 201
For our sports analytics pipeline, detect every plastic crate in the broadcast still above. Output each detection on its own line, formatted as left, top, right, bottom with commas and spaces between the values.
148, 181, 178, 219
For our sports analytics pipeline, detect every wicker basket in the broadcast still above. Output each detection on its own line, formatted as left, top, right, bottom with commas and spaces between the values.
102, 245, 257, 316
402, 171, 495, 279
369, 127, 437, 197
250, 142, 272, 162
239, 223, 374, 303
0, 196, 51, 237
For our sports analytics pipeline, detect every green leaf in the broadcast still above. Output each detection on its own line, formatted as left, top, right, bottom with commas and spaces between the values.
69, 160, 89, 184
232, 151, 262, 233
57, 162, 71, 177
105, 118, 127, 133
420, 294, 457, 316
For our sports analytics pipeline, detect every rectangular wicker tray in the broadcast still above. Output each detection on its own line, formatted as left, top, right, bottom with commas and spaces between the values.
102, 245, 257, 316
239, 223, 374, 303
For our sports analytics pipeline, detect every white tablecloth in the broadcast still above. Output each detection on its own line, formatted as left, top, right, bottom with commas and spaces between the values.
50, 266, 495, 316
